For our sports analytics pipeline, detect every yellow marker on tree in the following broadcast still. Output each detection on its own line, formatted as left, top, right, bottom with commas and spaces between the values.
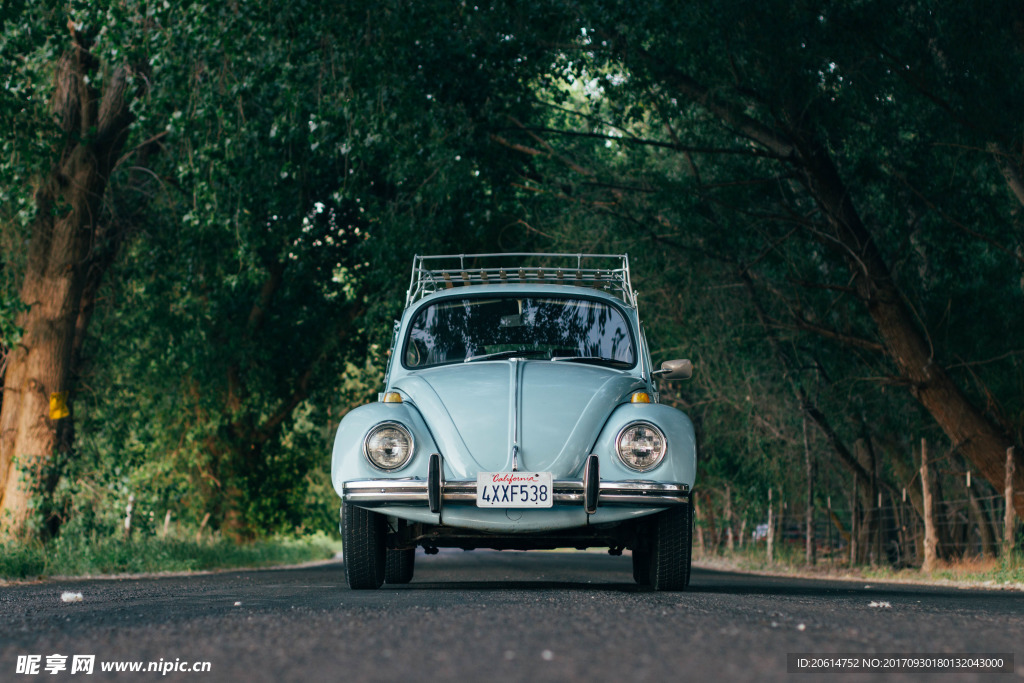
49, 392, 69, 420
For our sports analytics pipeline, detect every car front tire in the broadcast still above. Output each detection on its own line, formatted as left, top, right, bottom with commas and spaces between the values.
646, 504, 692, 591
341, 503, 386, 589
385, 548, 415, 584
632, 549, 651, 586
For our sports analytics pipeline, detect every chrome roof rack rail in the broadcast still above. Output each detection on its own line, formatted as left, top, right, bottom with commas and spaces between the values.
405, 253, 636, 308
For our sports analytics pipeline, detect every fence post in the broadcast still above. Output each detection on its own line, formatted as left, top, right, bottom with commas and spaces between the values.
850, 476, 858, 566
1006, 447, 1017, 558
123, 494, 135, 541
767, 488, 774, 566
725, 485, 735, 552
826, 496, 833, 566
693, 496, 705, 558
804, 415, 816, 566
921, 438, 938, 572
196, 512, 211, 544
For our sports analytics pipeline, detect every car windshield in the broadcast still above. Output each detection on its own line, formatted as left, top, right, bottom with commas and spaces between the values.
403, 296, 636, 369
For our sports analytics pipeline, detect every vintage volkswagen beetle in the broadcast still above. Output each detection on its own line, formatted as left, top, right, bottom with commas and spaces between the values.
332, 254, 696, 590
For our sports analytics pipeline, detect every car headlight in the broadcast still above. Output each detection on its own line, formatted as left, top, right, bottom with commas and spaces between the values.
615, 421, 667, 471
363, 422, 414, 471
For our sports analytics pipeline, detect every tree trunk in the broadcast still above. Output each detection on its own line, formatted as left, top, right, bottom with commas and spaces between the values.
0, 31, 139, 538
790, 131, 1024, 519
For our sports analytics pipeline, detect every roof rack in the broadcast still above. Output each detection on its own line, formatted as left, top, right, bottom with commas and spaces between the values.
405, 253, 636, 308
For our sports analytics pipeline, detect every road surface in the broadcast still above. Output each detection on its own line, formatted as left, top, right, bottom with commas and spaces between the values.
2, 550, 1022, 681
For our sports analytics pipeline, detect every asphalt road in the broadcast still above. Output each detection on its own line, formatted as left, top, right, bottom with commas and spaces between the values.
2, 551, 1022, 682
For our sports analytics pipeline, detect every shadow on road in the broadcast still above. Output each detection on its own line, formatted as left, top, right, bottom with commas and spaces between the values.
392, 580, 643, 593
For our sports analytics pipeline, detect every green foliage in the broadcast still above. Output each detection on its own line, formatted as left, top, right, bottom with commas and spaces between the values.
17, 0, 564, 540
0, 532, 339, 579
3, 0, 1022, 567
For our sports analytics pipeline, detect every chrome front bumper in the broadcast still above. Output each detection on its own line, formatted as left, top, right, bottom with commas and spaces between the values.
343, 452, 688, 515
343, 478, 689, 507
343, 454, 689, 516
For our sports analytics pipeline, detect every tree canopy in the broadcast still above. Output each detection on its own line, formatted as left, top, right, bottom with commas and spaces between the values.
2, 1, 1021, 556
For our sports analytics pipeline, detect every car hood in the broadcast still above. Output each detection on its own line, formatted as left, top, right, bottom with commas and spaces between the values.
392, 361, 646, 478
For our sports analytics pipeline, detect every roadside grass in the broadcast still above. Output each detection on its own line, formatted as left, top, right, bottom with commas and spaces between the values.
0, 531, 342, 580
695, 543, 1024, 588
862, 553, 1024, 587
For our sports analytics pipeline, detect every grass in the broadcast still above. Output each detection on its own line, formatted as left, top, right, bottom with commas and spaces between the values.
0, 531, 342, 581
699, 541, 816, 573
862, 554, 1024, 587
695, 542, 1024, 588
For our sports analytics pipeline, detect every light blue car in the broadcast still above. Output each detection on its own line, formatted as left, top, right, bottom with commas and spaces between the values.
332, 254, 696, 590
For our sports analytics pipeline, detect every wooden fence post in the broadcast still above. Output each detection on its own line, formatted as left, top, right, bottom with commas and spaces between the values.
693, 496, 705, 558
123, 494, 135, 541
804, 415, 816, 566
850, 476, 858, 566
1006, 447, 1017, 558
921, 438, 938, 572
725, 485, 735, 552
196, 512, 211, 545
826, 496, 833, 565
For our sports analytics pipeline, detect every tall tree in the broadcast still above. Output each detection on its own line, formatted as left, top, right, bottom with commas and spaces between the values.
0, 4, 151, 536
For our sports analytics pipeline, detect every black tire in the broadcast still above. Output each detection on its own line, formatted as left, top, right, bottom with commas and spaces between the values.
341, 504, 386, 589
385, 548, 415, 584
632, 549, 651, 586
647, 504, 692, 591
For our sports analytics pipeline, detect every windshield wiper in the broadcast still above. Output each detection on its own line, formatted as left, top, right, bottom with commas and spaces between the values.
550, 356, 632, 368
464, 349, 548, 363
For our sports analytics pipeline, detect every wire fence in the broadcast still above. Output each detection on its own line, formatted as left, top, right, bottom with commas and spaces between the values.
695, 492, 1021, 567
694, 446, 1021, 568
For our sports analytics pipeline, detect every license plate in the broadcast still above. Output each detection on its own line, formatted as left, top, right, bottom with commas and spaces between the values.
476, 472, 553, 508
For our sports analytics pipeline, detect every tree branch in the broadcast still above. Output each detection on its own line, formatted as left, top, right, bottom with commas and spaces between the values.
783, 315, 887, 354
509, 126, 790, 160
887, 164, 1024, 268
738, 268, 877, 488
989, 141, 1024, 210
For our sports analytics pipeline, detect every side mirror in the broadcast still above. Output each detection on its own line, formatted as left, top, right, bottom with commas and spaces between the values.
655, 359, 692, 381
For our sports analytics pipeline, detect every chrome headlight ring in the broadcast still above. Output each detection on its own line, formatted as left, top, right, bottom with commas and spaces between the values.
362, 421, 415, 472
615, 421, 667, 472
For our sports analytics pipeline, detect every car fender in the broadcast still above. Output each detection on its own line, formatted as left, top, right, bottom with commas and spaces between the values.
591, 402, 696, 487
330, 401, 439, 496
